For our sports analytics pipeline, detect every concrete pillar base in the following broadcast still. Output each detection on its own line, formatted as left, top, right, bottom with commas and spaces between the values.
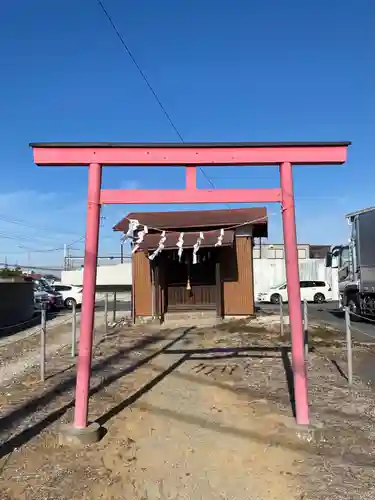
58, 422, 103, 446
279, 416, 324, 443
294, 422, 324, 444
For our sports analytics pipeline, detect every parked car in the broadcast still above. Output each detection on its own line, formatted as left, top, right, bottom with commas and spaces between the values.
52, 284, 83, 309
42, 274, 60, 286
33, 278, 64, 311
33, 284, 49, 312
257, 280, 333, 304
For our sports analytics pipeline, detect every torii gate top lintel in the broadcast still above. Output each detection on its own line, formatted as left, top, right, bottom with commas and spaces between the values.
30, 141, 350, 166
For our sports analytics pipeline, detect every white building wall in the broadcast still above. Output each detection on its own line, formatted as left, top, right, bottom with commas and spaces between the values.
253, 244, 310, 260
253, 258, 338, 300
61, 262, 132, 287
61, 255, 337, 301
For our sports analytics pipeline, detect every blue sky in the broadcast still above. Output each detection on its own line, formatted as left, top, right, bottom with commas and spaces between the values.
0, 0, 374, 267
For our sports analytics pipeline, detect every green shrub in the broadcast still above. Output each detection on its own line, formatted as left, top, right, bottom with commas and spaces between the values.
0, 267, 24, 278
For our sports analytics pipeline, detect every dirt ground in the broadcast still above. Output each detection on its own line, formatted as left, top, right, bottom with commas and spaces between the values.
1, 319, 375, 499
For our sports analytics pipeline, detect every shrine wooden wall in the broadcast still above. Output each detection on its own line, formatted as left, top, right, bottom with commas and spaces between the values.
132, 236, 255, 319
133, 250, 152, 317
221, 237, 254, 316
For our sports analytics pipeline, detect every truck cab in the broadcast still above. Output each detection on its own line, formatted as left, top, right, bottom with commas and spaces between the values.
326, 244, 357, 309
326, 206, 375, 317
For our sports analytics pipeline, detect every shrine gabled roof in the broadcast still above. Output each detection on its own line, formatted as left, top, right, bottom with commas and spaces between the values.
114, 207, 267, 236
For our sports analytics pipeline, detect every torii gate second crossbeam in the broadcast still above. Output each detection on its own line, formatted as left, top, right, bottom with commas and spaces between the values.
30, 141, 350, 442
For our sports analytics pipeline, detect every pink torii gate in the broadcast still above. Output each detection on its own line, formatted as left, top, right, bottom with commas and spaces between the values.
31, 141, 350, 434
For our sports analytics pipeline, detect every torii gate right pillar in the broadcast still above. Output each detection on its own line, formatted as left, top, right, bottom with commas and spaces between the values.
280, 161, 308, 424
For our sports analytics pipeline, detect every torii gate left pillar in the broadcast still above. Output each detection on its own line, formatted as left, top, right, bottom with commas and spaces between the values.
30, 141, 350, 442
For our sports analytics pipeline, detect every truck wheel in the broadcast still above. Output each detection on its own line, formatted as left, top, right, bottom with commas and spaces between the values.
270, 293, 282, 304
348, 299, 361, 322
313, 293, 325, 304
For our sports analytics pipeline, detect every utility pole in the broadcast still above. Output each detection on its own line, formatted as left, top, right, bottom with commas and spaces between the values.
63, 244, 67, 271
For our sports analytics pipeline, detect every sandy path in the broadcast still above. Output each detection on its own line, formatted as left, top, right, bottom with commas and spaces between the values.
98, 333, 304, 500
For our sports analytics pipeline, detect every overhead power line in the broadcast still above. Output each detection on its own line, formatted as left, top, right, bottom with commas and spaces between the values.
95, 0, 231, 207
96, 0, 183, 142
0, 231, 84, 253
0, 214, 86, 250
0, 232, 59, 245
0, 208, 109, 254
0, 213, 83, 239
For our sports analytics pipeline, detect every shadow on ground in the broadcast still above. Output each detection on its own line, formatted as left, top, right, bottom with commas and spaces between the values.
0, 327, 191, 458
0, 330, 296, 459
96, 344, 294, 426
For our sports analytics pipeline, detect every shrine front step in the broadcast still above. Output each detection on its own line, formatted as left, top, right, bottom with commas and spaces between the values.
163, 310, 220, 327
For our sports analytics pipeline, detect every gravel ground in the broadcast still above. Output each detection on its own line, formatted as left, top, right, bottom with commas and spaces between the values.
0, 317, 375, 498
211, 319, 375, 499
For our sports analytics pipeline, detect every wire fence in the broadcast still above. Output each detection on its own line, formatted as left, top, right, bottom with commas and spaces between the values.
327, 307, 375, 387
0, 315, 41, 332
0, 292, 127, 351
350, 325, 375, 341
276, 301, 375, 388
350, 310, 375, 325
337, 310, 375, 341
0, 312, 74, 346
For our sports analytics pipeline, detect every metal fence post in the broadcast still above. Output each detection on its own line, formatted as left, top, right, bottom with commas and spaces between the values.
279, 299, 284, 337
112, 291, 117, 323
303, 299, 308, 357
40, 306, 47, 382
345, 307, 353, 385
71, 301, 77, 358
104, 293, 108, 333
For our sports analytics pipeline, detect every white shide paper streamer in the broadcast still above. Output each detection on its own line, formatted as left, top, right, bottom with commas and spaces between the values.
149, 231, 167, 260
215, 229, 225, 247
123, 219, 139, 242
132, 225, 148, 254
176, 232, 184, 261
193, 232, 204, 264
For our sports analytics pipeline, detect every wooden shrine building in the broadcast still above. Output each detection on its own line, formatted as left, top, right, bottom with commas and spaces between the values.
114, 207, 268, 322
